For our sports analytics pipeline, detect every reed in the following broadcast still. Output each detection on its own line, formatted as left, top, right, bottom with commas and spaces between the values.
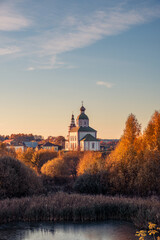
0, 193, 159, 227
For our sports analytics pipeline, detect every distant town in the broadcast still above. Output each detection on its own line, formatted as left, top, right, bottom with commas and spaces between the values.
0, 104, 119, 153
0, 133, 119, 153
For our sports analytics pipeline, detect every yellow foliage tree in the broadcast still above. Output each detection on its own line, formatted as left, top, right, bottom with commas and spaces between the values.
41, 158, 69, 178
77, 151, 105, 175
143, 111, 160, 152
106, 114, 141, 194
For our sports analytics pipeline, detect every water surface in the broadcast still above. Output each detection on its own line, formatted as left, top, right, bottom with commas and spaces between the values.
0, 221, 136, 240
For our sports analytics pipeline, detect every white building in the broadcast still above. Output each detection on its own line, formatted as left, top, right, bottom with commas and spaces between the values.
65, 104, 100, 151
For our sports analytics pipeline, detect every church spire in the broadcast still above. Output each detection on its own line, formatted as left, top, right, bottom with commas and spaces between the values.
69, 113, 76, 130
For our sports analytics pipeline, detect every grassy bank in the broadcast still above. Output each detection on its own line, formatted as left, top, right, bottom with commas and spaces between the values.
0, 192, 159, 228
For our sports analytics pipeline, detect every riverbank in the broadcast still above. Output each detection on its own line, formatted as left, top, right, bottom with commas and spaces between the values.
0, 192, 159, 228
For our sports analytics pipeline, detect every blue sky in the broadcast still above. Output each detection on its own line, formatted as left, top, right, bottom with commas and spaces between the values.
0, 0, 160, 139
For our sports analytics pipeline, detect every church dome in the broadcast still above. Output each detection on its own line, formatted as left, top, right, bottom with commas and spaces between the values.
80, 105, 86, 112
77, 113, 89, 120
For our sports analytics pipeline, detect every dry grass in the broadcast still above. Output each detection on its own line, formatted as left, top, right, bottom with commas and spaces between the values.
0, 192, 159, 228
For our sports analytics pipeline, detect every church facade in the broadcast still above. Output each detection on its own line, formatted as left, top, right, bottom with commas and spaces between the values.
65, 104, 100, 151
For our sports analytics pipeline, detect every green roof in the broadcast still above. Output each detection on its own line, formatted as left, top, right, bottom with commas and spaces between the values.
70, 126, 96, 133
80, 134, 99, 142
77, 113, 89, 120
79, 126, 96, 132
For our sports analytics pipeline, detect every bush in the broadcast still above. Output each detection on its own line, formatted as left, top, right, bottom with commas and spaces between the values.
32, 149, 57, 173
73, 171, 109, 194
0, 156, 43, 199
41, 158, 69, 178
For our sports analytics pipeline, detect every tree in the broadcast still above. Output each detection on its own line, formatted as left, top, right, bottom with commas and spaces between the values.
77, 151, 105, 175
16, 147, 35, 168
106, 114, 141, 195
0, 142, 16, 158
54, 136, 65, 148
0, 156, 42, 199
136, 149, 160, 195
63, 151, 81, 180
41, 152, 81, 180
143, 111, 160, 152
41, 158, 69, 178
31, 149, 58, 173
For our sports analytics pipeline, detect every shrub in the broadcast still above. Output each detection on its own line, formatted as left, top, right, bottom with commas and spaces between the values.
73, 171, 109, 194
0, 156, 43, 199
32, 149, 57, 173
41, 158, 69, 178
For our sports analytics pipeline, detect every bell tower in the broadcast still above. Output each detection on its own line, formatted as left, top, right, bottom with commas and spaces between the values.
69, 114, 76, 130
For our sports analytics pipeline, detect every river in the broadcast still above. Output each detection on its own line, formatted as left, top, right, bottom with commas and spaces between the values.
0, 220, 137, 240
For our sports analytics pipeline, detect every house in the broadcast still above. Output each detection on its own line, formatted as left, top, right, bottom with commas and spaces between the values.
6, 142, 25, 152
42, 142, 59, 152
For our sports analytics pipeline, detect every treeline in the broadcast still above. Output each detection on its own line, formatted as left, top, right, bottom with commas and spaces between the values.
0, 133, 65, 145
0, 111, 160, 199
74, 111, 160, 196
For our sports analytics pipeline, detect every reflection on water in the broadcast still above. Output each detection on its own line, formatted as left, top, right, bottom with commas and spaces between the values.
0, 221, 136, 240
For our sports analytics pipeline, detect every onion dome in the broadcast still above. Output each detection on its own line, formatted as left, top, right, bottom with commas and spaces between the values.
80, 105, 86, 113
77, 113, 89, 120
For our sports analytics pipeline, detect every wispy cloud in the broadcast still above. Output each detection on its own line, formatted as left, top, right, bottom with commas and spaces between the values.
0, 46, 21, 55
1, 1, 160, 69
33, 6, 160, 69
0, 2, 31, 31
40, 7, 160, 56
96, 81, 114, 88
27, 67, 35, 71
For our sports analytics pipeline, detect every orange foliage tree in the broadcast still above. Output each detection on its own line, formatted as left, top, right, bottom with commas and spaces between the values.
106, 113, 142, 195
77, 151, 106, 175
41, 158, 69, 178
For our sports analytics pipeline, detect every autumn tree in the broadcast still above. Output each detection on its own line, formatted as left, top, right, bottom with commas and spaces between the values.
62, 151, 81, 180
0, 142, 16, 158
32, 149, 57, 173
136, 149, 160, 195
16, 148, 35, 168
41, 151, 81, 180
106, 114, 141, 195
54, 136, 65, 147
143, 111, 160, 152
41, 158, 69, 178
77, 151, 106, 175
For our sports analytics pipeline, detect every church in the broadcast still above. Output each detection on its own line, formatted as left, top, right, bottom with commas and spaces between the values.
65, 104, 100, 151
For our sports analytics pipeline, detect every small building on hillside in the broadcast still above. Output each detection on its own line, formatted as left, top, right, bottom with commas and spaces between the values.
65, 104, 100, 151
42, 142, 59, 152
6, 142, 25, 152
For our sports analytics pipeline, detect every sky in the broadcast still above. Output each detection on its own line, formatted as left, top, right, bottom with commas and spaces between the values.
0, 0, 160, 139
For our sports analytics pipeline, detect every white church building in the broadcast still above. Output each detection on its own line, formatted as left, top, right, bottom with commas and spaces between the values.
65, 104, 100, 151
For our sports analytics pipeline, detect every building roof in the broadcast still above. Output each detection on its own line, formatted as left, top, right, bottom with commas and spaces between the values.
80, 134, 99, 142
43, 142, 59, 147
24, 141, 38, 148
70, 126, 96, 132
3, 139, 14, 144
79, 126, 96, 132
77, 113, 89, 120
